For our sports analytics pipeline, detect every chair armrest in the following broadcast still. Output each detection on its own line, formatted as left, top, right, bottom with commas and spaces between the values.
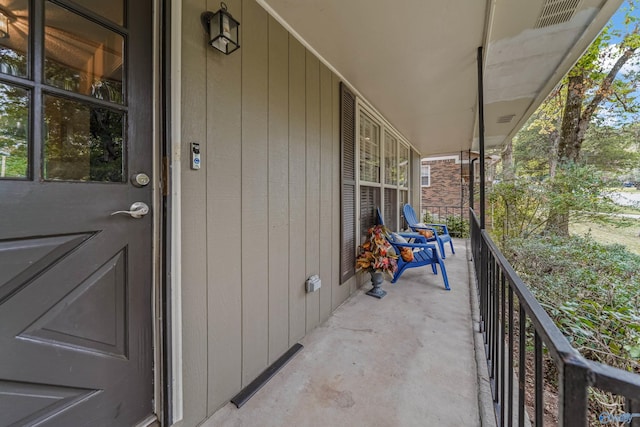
390, 241, 438, 250
397, 232, 427, 244
422, 223, 450, 235
409, 224, 440, 238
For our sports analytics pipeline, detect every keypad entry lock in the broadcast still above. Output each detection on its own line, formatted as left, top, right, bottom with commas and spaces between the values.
191, 142, 201, 170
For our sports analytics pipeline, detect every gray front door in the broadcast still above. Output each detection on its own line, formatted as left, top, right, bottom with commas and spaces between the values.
0, 1, 154, 426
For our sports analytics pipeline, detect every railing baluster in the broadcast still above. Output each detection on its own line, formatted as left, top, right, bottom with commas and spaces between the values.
508, 286, 514, 427
492, 261, 500, 394
500, 272, 506, 427
518, 304, 526, 427
534, 331, 543, 427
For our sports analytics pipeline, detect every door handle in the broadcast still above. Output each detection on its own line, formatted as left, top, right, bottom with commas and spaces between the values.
110, 202, 150, 219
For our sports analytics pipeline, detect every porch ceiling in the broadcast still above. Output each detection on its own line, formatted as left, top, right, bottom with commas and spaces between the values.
258, 0, 622, 156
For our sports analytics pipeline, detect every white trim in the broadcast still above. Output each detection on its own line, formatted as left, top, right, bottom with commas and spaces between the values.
169, 0, 183, 422
254, 0, 421, 157
421, 164, 431, 188
421, 154, 472, 164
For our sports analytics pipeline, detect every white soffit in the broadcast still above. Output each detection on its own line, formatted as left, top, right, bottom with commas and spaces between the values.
259, 0, 622, 155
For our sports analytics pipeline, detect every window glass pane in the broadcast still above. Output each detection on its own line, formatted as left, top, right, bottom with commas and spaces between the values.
359, 112, 379, 183
384, 187, 397, 230
421, 165, 430, 186
0, 0, 29, 77
398, 143, 409, 187
0, 82, 28, 178
399, 190, 408, 228
360, 185, 380, 245
45, 2, 124, 103
384, 131, 397, 185
44, 94, 125, 182
72, 0, 124, 25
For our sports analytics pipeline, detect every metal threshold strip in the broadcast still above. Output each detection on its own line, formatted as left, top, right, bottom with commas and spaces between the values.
231, 343, 304, 408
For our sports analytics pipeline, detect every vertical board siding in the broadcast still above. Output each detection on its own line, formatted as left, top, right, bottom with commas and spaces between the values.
288, 37, 307, 344
180, 0, 209, 423
267, 17, 290, 364
206, 0, 243, 414
305, 51, 321, 333
181, 1, 352, 421
241, 0, 269, 386
319, 64, 333, 322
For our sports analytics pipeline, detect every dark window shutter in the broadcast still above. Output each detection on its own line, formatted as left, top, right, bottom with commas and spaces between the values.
340, 83, 356, 284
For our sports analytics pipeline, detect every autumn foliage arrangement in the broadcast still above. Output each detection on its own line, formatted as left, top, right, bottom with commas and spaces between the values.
355, 225, 398, 277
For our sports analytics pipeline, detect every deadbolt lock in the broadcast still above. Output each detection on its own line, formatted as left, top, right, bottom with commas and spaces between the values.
131, 173, 151, 187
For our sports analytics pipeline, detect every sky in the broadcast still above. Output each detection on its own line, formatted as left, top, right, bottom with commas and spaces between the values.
594, 0, 640, 125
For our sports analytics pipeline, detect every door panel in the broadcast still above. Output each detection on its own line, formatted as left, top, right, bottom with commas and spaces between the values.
0, 1, 154, 426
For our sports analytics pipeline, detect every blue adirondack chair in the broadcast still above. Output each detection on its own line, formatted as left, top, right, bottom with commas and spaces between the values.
375, 207, 424, 243
387, 232, 450, 290
376, 208, 450, 290
402, 204, 455, 259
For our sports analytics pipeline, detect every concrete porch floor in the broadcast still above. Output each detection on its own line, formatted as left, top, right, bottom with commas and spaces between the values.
202, 240, 491, 427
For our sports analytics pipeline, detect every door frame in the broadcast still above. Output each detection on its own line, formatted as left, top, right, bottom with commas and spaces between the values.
157, 0, 184, 425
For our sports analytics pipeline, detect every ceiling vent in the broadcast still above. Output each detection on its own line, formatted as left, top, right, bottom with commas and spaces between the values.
535, 0, 581, 29
497, 114, 516, 124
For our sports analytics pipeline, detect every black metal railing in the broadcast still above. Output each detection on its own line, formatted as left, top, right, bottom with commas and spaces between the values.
470, 209, 640, 427
422, 205, 469, 238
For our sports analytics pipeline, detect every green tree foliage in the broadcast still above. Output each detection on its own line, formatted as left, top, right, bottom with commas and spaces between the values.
546, 1, 640, 234
582, 122, 640, 172
0, 83, 28, 178
489, 164, 631, 244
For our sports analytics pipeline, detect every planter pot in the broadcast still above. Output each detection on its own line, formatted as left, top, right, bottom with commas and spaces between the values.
366, 271, 387, 299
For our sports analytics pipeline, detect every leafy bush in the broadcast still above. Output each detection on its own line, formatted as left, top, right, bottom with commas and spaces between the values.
505, 235, 640, 372
422, 211, 469, 238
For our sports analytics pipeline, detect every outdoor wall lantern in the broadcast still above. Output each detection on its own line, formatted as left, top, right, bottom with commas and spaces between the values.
0, 9, 10, 39
201, 2, 240, 55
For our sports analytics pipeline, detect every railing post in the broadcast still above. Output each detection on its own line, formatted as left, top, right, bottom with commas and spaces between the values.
470, 158, 476, 226
477, 46, 486, 230
559, 358, 590, 427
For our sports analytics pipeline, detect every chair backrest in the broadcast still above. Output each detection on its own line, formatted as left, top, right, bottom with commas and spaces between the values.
402, 204, 419, 227
375, 207, 384, 226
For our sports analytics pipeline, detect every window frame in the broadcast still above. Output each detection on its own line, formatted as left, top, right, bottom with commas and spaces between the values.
355, 100, 415, 240
421, 164, 431, 187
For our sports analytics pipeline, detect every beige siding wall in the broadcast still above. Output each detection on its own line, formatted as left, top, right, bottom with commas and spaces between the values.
178, 0, 356, 424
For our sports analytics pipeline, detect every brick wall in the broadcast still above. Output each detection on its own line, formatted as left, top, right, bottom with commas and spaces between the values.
422, 159, 465, 207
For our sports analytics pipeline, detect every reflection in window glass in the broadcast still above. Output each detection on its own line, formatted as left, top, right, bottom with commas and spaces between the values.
0, 0, 29, 77
384, 131, 397, 185
71, 0, 124, 25
0, 83, 29, 179
44, 95, 125, 182
44, 2, 124, 103
399, 143, 409, 188
359, 112, 380, 183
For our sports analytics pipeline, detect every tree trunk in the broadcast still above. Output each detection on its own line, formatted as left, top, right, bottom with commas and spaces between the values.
557, 74, 585, 164
546, 34, 637, 236
549, 130, 559, 178
502, 138, 515, 180
547, 74, 585, 235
